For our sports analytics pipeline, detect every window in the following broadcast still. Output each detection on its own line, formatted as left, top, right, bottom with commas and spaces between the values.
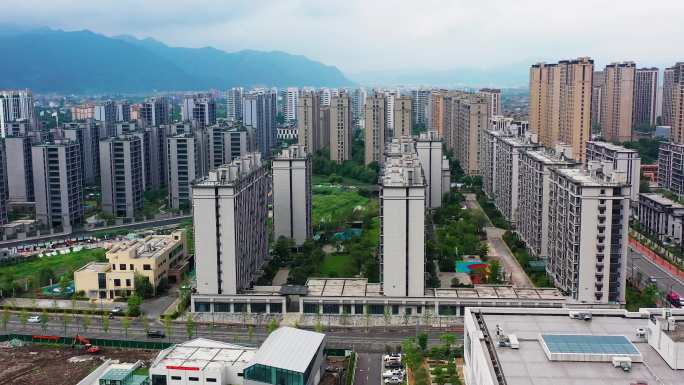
143, 264, 151, 271
194, 302, 211, 312
206, 379, 217, 383
214, 303, 231, 312
125, 279, 131, 287
113, 279, 121, 287
270, 303, 282, 313
189, 377, 199, 382
119, 264, 126, 270
130, 264, 134, 271
171, 376, 181, 380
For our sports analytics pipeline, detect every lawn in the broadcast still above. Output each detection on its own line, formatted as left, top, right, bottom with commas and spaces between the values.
320, 254, 357, 277
312, 186, 370, 226
0, 248, 107, 286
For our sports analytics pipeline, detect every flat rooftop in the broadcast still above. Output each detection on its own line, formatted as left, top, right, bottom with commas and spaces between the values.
554, 167, 626, 187
152, 338, 256, 372
524, 148, 578, 166
641, 193, 684, 209
76, 261, 111, 273
587, 140, 638, 154
107, 231, 182, 260
472, 310, 683, 385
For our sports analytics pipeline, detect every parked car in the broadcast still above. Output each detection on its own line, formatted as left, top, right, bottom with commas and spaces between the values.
147, 330, 165, 338
383, 353, 402, 362
27, 315, 41, 323
383, 369, 405, 379
384, 376, 402, 384
666, 291, 684, 308
385, 361, 404, 369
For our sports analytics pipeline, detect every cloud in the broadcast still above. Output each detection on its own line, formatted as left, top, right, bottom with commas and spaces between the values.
1, 0, 683, 73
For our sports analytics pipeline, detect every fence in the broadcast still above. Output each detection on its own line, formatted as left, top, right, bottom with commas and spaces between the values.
0, 333, 173, 350
629, 237, 684, 280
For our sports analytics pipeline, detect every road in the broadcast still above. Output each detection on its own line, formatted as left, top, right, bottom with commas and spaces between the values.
1, 313, 462, 353
355, 353, 382, 385
628, 248, 684, 296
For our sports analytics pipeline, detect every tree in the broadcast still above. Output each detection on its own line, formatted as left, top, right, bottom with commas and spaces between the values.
122, 316, 131, 338
266, 318, 279, 334
140, 315, 150, 335
58, 275, 70, 297
37, 268, 56, 286
1, 306, 10, 330
61, 312, 72, 335
248, 325, 254, 342
314, 319, 324, 333
186, 313, 196, 339
383, 306, 391, 331
40, 309, 50, 333
82, 313, 91, 332
19, 308, 28, 329
101, 314, 110, 333
417, 332, 428, 352
440, 333, 456, 353
163, 314, 173, 341
127, 293, 143, 317
488, 260, 502, 284
134, 274, 154, 299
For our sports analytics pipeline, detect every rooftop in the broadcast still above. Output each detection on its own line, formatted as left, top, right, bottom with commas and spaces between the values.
554, 166, 627, 187
76, 261, 111, 273
249, 327, 325, 373
152, 338, 256, 372
587, 140, 638, 154
194, 152, 263, 187
107, 230, 183, 260
523, 147, 578, 166
640, 193, 684, 209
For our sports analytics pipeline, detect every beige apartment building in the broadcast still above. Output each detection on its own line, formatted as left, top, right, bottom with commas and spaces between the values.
479, 88, 502, 116
329, 91, 353, 164
297, 91, 322, 154
443, 92, 489, 175
529, 57, 593, 162
364, 92, 386, 165
600, 62, 636, 143
670, 62, 684, 144
75, 230, 188, 299
393, 95, 412, 138
427, 91, 445, 135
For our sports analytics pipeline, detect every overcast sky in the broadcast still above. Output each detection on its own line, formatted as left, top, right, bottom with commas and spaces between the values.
2, 0, 683, 74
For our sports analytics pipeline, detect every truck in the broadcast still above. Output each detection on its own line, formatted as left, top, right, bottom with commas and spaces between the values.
666, 291, 684, 308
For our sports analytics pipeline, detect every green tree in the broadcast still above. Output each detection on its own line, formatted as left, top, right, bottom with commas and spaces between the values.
186, 313, 196, 339
39, 309, 50, 333
488, 260, 502, 284
267, 317, 279, 334
140, 315, 150, 335
60, 312, 72, 335
37, 268, 56, 286
248, 325, 254, 342
19, 308, 28, 329
122, 316, 131, 338
82, 314, 91, 332
58, 275, 70, 297
134, 274, 154, 299
383, 306, 391, 331
127, 293, 143, 317
417, 332, 428, 351
164, 314, 173, 341
101, 314, 110, 333
1, 306, 9, 330
440, 333, 456, 353
314, 319, 324, 333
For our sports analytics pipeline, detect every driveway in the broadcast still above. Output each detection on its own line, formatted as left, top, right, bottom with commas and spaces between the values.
485, 227, 533, 288
355, 353, 382, 385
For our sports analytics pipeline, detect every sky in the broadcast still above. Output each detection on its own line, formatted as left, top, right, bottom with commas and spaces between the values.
2, 0, 683, 75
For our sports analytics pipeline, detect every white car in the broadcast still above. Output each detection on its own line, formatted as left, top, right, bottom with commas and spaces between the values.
383, 369, 405, 379
384, 376, 402, 384
383, 353, 402, 362
27, 315, 41, 323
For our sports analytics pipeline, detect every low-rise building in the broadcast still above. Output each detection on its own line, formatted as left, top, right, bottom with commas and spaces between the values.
75, 230, 187, 299
658, 142, 684, 198
76, 360, 149, 385
638, 192, 684, 245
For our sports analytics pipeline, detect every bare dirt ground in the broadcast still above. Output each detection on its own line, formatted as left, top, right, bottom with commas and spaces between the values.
0, 345, 157, 385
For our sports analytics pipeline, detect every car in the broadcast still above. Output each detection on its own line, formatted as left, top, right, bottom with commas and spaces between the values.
147, 330, 165, 338
384, 361, 404, 369
648, 276, 658, 284
27, 315, 41, 323
383, 353, 402, 362
384, 376, 402, 384
383, 369, 405, 379
110, 307, 123, 315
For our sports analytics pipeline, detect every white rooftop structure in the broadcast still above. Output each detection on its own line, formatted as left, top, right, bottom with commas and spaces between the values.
249, 326, 326, 373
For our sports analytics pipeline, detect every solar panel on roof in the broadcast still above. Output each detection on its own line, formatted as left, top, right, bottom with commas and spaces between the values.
541, 334, 639, 355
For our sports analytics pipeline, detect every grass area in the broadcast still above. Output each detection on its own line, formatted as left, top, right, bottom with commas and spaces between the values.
312, 185, 370, 227
0, 248, 106, 287
312, 174, 374, 188
133, 367, 150, 376
320, 254, 357, 277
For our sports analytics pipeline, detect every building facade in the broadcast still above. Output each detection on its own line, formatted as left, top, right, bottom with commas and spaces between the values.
364, 92, 386, 165
393, 95, 412, 138
329, 92, 353, 164
415, 131, 447, 209
139, 97, 170, 128
600, 62, 636, 143
283, 87, 298, 122
181, 94, 217, 129
591, 70, 605, 129
662, 67, 675, 127
243, 90, 277, 158
479, 88, 502, 117
0, 89, 35, 137
638, 193, 684, 246
4, 136, 34, 203
633, 67, 659, 128
0, 141, 7, 225
585, 141, 641, 203
62, 120, 101, 186
272, 145, 312, 246
227, 87, 244, 123
670, 62, 684, 144
167, 134, 201, 210
658, 142, 684, 198
99, 136, 145, 218
297, 91, 322, 154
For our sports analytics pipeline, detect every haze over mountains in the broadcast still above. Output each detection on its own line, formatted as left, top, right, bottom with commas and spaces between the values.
0, 26, 352, 93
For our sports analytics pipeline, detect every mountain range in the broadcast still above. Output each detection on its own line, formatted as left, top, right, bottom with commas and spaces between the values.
0, 27, 352, 93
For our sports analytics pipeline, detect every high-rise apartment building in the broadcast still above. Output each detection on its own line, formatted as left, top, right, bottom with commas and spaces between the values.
226, 87, 244, 123
600, 62, 636, 143
329, 92, 353, 164
633, 68, 659, 128
478, 88, 502, 117
283, 87, 299, 122
657, 142, 684, 198
393, 96, 412, 138
272, 145, 312, 246
32, 140, 84, 233
444, 92, 489, 175
0, 141, 7, 225
207, 125, 248, 170
144, 125, 170, 189
364, 92, 386, 165
411, 89, 430, 127
297, 91, 322, 154
427, 91, 445, 135
139, 97, 170, 128
415, 131, 447, 209
662, 67, 675, 127
116, 101, 131, 122
0, 89, 35, 137
62, 121, 101, 186
99, 136, 144, 218
352, 88, 367, 128
193, 153, 269, 295
586, 141, 641, 203
71, 103, 96, 121
591, 71, 605, 129
320, 88, 332, 107
381, 138, 425, 297
167, 134, 201, 210
547, 163, 630, 303
94, 101, 117, 137
181, 94, 217, 129
669, 62, 684, 144
243, 90, 277, 157
529, 57, 593, 162
4, 136, 34, 203
384, 91, 396, 133
517, 146, 578, 258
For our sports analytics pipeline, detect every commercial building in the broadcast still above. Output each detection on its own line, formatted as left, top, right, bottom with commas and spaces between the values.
463, 307, 684, 385
381, 138, 425, 297
243, 90, 277, 157
62, 120, 101, 186
99, 135, 144, 218
517, 146, 578, 258
658, 142, 684, 198
585, 141, 641, 203
415, 131, 447, 209
669, 62, 684, 144
75, 230, 187, 299
227, 87, 244, 123
638, 192, 684, 246
181, 94, 217, 129
529, 58, 593, 161
411, 89, 430, 127
193, 153, 269, 295
364, 92, 386, 165
478, 88, 501, 117
600, 62, 636, 143
393, 95, 412, 138
547, 163, 630, 303
329, 92, 353, 164
168, 134, 201, 210
297, 91, 322, 154
77, 361, 149, 385
0, 89, 35, 137
4, 135, 34, 203
32, 140, 84, 233
662, 66, 675, 127
633, 67, 659, 128
139, 97, 170, 128
272, 145, 311, 246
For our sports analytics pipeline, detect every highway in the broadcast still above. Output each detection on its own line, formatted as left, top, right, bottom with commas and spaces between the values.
627, 248, 684, 297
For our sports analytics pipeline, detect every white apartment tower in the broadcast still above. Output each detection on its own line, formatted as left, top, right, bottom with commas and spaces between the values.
272, 145, 312, 246
32, 140, 84, 233
181, 94, 217, 129
585, 141, 641, 203
381, 138, 425, 297
547, 164, 630, 303
139, 97, 170, 128
4, 136, 34, 203
99, 136, 145, 218
415, 131, 447, 209
284, 87, 299, 122
193, 153, 269, 295
0, 89, 36, 137
226, 87, 243, 123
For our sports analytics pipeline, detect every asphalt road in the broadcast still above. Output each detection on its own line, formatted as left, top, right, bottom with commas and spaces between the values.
355, 353, 382, 385
628, 248, 684, 296
2, 314, 462, 353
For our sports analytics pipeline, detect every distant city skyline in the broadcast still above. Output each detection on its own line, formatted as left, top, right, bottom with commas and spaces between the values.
1, 0, 682, 77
